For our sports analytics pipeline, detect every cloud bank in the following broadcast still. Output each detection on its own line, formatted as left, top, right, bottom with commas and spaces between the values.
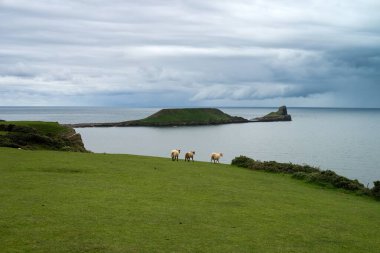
0, 0, 379, 107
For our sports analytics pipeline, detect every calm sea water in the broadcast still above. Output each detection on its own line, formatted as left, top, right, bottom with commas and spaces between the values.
1, 106, 379, 186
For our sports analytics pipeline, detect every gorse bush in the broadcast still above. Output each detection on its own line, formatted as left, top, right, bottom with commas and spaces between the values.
372, 181, 380, 200
231, 155, 378, 200
231, 156, 319, 174
292, 171, 364, 191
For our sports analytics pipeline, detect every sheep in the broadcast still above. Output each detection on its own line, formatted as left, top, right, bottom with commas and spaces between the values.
211, 152, 223, 163
185, 151, 195, 162
171, 149, 181, 161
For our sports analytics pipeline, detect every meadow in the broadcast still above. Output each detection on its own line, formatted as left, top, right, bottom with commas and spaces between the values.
1, 147, 380, 252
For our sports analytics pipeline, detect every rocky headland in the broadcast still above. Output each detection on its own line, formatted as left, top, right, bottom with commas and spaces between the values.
0, 121, 87, 151
254, 106, 292, 122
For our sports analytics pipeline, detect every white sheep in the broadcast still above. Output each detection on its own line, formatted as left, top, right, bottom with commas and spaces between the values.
171, 149, 181, 161
185, 151, 195, 162
211, 152, 223, 163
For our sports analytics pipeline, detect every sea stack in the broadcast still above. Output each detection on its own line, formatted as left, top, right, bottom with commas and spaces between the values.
255, 106, 292, 122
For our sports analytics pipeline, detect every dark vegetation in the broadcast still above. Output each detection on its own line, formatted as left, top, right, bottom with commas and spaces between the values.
231, 156, 379, 200
372, 181, 380, 200
0, 121, 86, 152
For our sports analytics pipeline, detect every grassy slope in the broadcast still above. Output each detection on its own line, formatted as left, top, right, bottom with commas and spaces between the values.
264, 111, 282, 117
2, 121, 71, 136
139, 108, 240, 124
1, 148, 379, 253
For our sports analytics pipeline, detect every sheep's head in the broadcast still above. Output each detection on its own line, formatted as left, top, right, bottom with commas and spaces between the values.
220, 153, 223, 157
178, 149, 181, 153
192, 151, 195, 154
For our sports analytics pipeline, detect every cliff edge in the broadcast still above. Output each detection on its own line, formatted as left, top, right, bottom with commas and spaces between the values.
0, 121, 87, 151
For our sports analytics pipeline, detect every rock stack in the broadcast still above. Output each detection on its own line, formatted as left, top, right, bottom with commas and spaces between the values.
254, 106, 292, 122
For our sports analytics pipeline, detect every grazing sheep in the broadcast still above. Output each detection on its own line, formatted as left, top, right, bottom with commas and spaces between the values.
211, 152, 223, 163
171, 149, 181, 161
185, 151, 195, 162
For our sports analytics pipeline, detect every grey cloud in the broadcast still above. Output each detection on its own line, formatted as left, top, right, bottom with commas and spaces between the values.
190, 82, 329, 101
0, 0, 379, 106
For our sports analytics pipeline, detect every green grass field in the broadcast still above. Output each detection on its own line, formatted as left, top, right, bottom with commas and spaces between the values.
1, 147, 380, 252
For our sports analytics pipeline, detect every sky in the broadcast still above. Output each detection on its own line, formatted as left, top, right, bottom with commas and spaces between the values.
0, 0, 379, 107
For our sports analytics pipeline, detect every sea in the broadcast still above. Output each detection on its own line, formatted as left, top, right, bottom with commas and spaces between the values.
1, 106, 379, 186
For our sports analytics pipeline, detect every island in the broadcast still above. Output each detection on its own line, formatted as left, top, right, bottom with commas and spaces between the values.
71, 108, 250, 127
70, 106, 293, 127
253, 105, 292, 122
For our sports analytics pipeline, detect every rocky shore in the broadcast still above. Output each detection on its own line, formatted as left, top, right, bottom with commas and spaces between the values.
253, 106, 292, 122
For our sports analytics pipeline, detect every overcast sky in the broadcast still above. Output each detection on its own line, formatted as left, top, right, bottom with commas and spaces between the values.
0, 0, 379, 107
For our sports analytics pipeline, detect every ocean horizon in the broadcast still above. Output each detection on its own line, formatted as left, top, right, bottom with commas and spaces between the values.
1, 106, 380, 186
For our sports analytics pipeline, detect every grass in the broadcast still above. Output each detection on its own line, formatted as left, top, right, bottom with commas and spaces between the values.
264, 111, 282, 117
1, 147, 380, 252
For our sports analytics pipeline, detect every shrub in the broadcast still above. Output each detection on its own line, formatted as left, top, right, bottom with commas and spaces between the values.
232, 155, 370, 197
231, 156, 254, 168
231, 156, 319, 174
292, 170, 365, 191
292, 172, 308, 180
372, 181, 380, 199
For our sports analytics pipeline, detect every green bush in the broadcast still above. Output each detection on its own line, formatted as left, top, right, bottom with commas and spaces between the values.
231, 156, 319, 174
292, 172, 309, 180
232, 155, 374, 198
231, 156, 254, 168
372, 181, 380, 199
291, 170, 365, 191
